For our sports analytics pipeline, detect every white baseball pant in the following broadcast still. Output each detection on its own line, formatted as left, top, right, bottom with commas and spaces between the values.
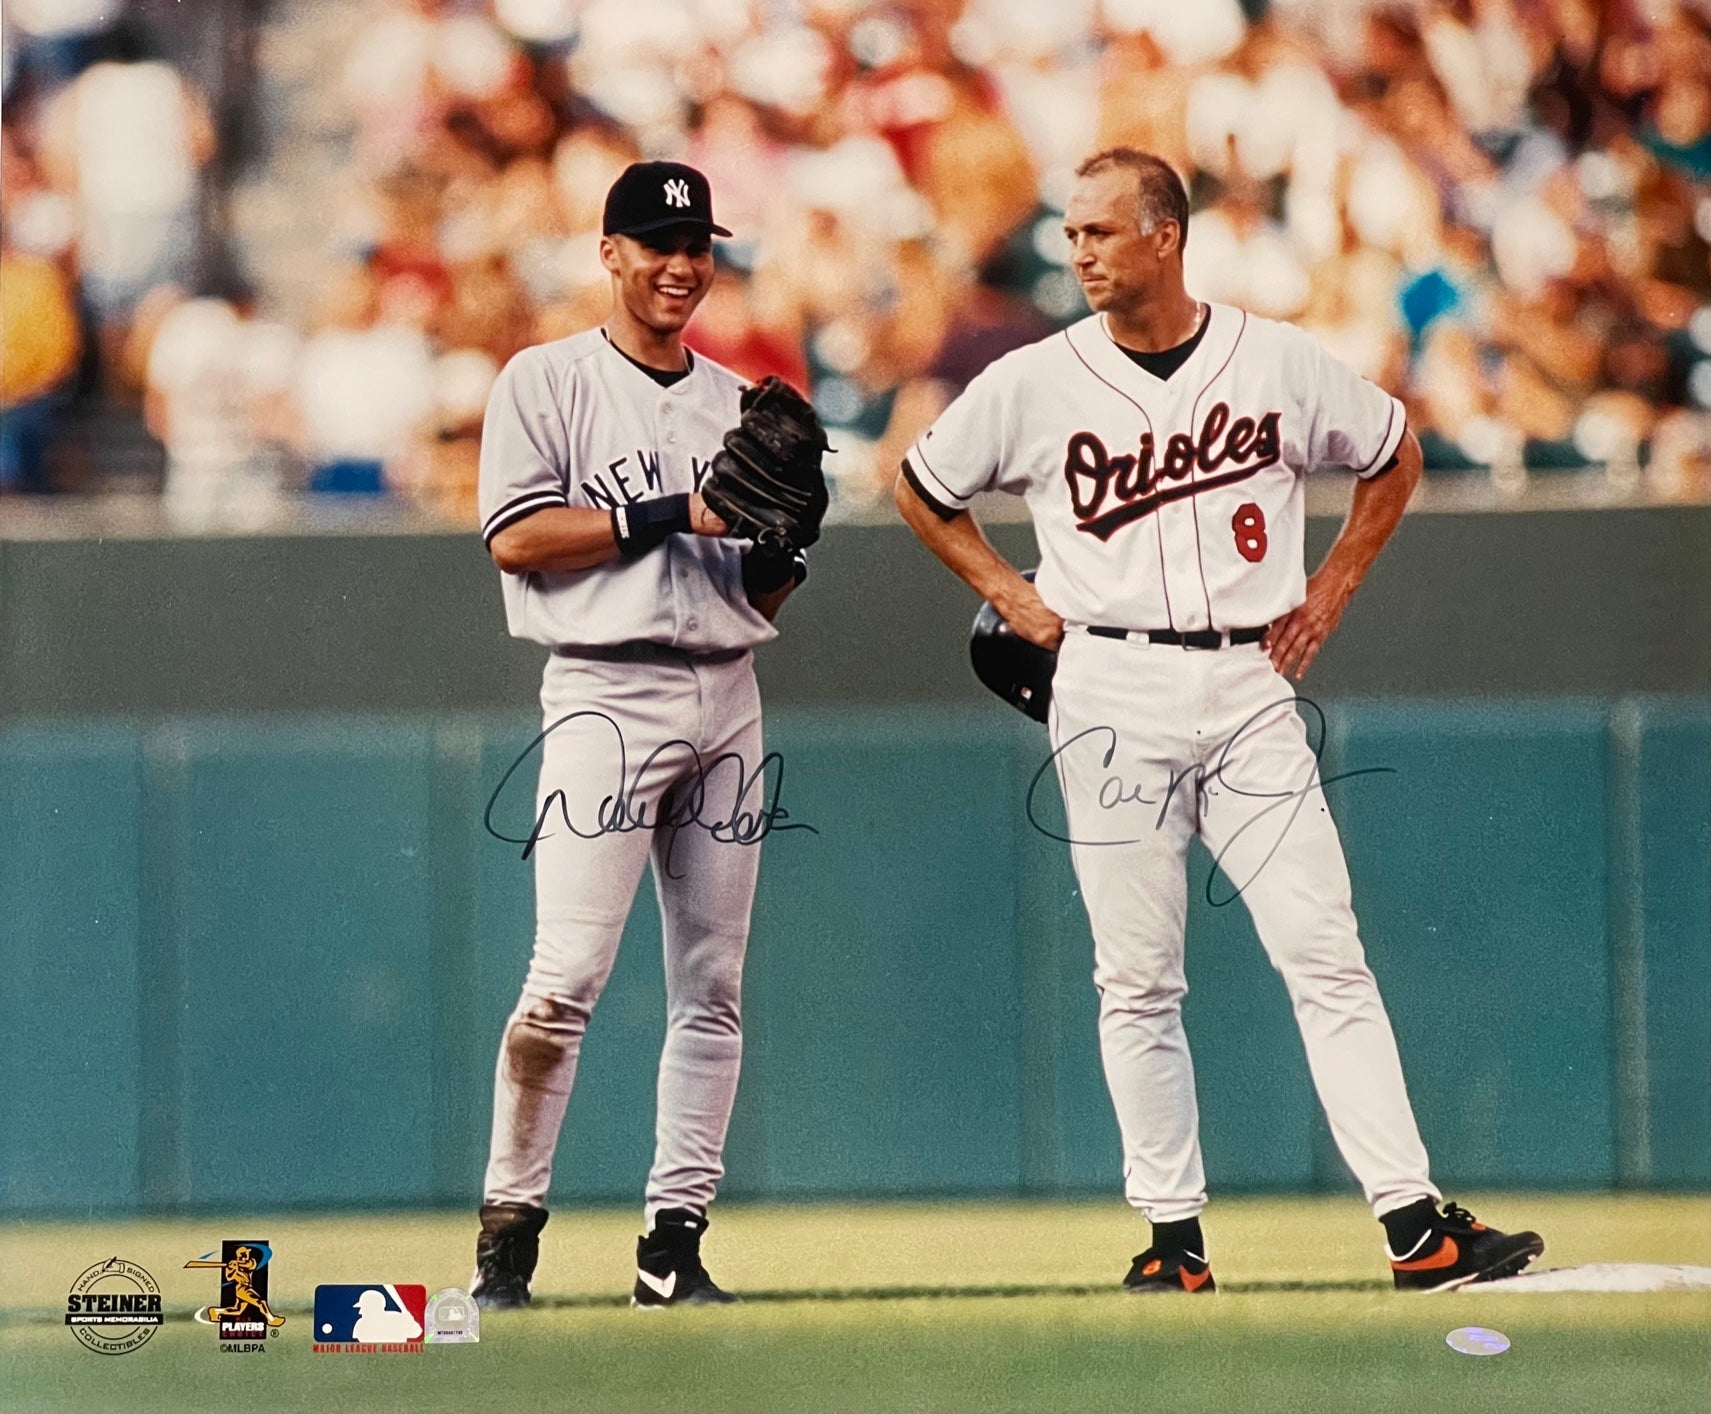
1047, 629, 1440, 1222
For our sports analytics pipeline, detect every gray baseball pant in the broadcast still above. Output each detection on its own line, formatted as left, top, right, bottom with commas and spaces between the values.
482, 647, 762, 1226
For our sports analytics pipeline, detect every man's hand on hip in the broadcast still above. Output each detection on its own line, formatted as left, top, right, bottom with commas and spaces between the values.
1266, 571, 1354, 680
995, 578, 1066, 651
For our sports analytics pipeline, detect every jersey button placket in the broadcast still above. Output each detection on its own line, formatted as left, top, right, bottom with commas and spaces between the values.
677, 553, 699, 641
663, 537, 685, 642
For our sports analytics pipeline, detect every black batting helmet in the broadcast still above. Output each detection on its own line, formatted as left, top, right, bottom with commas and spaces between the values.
969, 569, 1057, 724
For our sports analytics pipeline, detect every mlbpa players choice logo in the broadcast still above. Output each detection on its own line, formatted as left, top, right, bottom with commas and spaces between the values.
312, 1284, 427, 1353
63, 1257, 164, 1355
185, 1241, 285, 1349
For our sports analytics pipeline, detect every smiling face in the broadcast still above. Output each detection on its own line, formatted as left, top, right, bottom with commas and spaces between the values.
1062, 165, 1182, 317
600, 227, 715, 335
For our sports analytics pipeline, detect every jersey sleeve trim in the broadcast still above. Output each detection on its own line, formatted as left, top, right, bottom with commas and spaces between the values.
1355, 397, 1406, 478
482, 488, 568, 547
903, 445, 976, 514
900, 457, 964, 521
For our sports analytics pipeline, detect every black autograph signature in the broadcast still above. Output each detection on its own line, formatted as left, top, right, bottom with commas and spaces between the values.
484, 710, 816, 876
1026, 695, 1393, 906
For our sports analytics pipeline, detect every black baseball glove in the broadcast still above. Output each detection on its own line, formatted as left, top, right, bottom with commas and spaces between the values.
701, 376, 830, 553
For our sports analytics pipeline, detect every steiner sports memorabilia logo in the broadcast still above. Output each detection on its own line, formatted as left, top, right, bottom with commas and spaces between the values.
1063, 403, 1283, 541
185, 1241, 285, 1350
64, 1257, 164, 1355
313, 1284, 427, 1353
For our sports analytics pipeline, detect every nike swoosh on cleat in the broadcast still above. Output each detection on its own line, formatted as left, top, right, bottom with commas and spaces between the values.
1386, 1230, 1433, 1263
636, 1268, 678, 1299
1392, 1235, 1459, 1271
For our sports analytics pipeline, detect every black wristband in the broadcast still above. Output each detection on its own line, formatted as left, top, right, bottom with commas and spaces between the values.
742, 546, 808, 596
611, 493, 693, 559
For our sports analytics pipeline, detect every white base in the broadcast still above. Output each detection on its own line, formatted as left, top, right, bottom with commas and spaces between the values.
1471, 1263, 1711, 1294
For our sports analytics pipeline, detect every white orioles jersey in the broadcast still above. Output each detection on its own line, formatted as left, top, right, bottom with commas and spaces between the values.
478, 328, 777, 653
904, 305, 1407, 631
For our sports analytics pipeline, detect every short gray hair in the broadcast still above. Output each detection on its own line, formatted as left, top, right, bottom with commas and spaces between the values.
1075, 147, 1190, 251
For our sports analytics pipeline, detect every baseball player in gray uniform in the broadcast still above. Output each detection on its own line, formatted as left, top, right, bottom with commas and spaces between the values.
896, 148, 1544, 1293
471, 162, 808, 1309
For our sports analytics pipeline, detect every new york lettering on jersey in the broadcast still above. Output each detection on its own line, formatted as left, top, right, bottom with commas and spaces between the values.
476, 328, 776, 653
905, 305, 1405, 631
573, 444, 716, 511
472, 159, 793, 1313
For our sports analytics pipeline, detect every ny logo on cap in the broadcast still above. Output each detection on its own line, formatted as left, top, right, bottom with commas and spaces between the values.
663, 179, 691, 208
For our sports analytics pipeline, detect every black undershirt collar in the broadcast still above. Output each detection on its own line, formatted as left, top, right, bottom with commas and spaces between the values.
1116, 307, 1209, 381
602, 328, 693, 387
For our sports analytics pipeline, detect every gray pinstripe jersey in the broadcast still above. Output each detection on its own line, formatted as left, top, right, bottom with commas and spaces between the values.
478, 328, 776, 653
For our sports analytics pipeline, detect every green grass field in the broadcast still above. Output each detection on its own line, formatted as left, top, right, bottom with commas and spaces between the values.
2, 1195, 1706, 1413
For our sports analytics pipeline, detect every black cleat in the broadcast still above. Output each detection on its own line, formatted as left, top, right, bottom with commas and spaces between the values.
472, 1202, 549, 1310
632, 1207, 738, 1307
1123, 1245, 1216, 1294
1389, 1201, 1544, 1291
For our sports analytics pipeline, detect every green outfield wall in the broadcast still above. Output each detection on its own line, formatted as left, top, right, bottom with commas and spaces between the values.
2, 696, 1706, 1215
2, 507, 1707, 1212
3, 507, 1709, 716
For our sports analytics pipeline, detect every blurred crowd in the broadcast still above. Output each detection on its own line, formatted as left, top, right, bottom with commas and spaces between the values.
2, 0, 1709, 523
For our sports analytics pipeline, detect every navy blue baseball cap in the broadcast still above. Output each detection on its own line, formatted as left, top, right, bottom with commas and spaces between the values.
602, 161, 732, 239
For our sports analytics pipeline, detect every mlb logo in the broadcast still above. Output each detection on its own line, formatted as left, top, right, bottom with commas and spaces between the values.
312, 1285, 427, 1349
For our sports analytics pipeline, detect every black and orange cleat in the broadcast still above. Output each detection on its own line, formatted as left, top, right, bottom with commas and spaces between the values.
1122, 1246, 1216, 1294
1388, 1201, 1544, 1292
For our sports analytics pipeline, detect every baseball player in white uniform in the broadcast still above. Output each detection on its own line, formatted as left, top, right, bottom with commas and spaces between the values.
896, 148, 1544, 1292
471, 162, 807, 1309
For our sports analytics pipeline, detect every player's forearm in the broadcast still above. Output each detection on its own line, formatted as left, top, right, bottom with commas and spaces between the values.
490, 495, 726, 574
893, 472, 1029, 614
489, 506, 621, 574
1314, 430, 1422, 597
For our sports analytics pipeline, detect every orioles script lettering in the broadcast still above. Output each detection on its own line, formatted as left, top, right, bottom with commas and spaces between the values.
1065, 402, 1282, 541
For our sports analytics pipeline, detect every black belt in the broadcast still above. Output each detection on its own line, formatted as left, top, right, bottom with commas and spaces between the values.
553, 643, 750, 666
1086, 624, 1267, 650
